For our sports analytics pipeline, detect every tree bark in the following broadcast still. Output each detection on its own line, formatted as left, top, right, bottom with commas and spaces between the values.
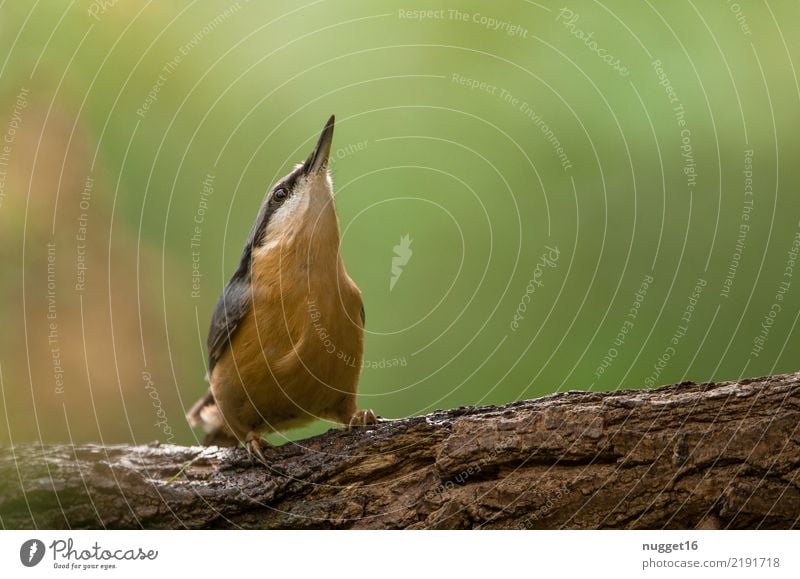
1, 373, 798, 529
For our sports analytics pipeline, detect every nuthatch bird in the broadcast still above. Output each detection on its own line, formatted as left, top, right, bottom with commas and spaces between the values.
186, 115, 375, 462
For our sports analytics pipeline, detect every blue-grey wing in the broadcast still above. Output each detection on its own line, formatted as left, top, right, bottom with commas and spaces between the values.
206, 198, 269, 374
207, 276, 251, 373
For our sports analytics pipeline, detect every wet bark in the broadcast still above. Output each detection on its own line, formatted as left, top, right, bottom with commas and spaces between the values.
1, 372, 798, 529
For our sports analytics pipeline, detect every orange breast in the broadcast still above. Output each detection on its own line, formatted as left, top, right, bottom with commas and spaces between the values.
212, 244, 364, 430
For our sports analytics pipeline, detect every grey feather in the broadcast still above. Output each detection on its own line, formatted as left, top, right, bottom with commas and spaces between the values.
206, 167, 305, 374
207, 276, 252, 372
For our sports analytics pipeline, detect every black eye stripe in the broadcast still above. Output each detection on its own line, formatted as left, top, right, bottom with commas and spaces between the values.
246, 165, 304, 256
271, 167, 302, 201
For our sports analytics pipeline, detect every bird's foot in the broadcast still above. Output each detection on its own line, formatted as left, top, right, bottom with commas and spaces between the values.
347, 408, 377, 431
244, 432, 271, 465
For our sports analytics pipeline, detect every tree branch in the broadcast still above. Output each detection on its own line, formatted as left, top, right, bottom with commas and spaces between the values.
1, 372, 798, 529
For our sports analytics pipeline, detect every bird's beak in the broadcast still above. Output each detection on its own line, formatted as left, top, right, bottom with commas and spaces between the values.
303, 115, 335, 175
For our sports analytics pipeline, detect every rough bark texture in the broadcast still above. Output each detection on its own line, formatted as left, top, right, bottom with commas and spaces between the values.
1, 373, 798, 529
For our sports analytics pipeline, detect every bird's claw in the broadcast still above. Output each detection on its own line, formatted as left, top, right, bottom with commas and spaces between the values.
347, 408, 377, 431
245, 433, 271, 466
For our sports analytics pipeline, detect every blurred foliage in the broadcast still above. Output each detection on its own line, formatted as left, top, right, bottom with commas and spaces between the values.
0, 0, 798, 445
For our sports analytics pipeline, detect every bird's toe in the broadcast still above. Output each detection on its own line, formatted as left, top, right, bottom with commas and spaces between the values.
347, 409, 378, 431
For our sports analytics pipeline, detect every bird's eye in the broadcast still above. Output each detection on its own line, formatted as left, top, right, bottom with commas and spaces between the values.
273, 188, 288, 202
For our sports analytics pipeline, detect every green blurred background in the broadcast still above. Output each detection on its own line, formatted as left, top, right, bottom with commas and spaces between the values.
0, 0, 798, 446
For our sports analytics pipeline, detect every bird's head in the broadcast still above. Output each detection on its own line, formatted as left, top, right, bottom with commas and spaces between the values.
246, 115, 339, 259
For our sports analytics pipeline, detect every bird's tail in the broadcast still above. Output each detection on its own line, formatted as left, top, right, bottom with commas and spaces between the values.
186, 388, 238, 447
